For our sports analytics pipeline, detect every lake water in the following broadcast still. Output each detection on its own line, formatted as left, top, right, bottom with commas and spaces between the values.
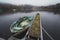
0, 11, 60, 40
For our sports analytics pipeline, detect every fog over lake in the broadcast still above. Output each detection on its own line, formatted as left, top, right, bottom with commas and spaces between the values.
0, 0, 60, 40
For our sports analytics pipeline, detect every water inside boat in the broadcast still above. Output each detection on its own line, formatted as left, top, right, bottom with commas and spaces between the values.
10, 16, 33, 33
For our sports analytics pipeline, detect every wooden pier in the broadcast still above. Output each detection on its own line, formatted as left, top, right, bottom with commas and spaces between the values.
26, 13, 41, 40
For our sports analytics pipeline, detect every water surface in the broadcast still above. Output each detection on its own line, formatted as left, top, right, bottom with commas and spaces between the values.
0, 11, 60, 40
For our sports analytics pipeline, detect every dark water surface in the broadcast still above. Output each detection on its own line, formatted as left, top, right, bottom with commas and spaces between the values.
0, 11, 60, 40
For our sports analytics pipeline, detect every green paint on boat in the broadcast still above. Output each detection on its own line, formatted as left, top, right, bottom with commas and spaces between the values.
10, 16, 33, 33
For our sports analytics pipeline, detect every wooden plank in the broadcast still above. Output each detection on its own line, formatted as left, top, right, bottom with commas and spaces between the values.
28, 13, 41, 39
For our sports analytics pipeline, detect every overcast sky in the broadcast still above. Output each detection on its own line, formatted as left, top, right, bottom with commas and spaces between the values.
0, 0, 60, 6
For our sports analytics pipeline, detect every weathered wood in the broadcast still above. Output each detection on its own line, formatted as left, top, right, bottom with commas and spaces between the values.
28, 13, 41, 39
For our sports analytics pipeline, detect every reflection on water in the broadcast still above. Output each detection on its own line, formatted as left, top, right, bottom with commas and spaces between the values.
0, 11, 60, 40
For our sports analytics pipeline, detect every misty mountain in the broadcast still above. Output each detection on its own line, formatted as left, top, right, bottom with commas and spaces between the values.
39, 3, 60, 13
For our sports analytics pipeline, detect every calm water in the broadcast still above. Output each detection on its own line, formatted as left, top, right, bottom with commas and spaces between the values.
0, 11, 60, 40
